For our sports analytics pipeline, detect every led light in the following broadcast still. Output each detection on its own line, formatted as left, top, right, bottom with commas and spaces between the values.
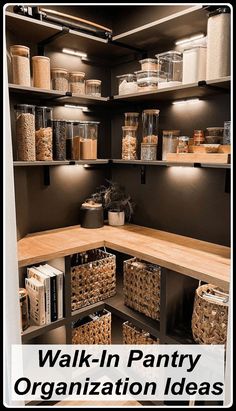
172, 98, 200, 105
62, 48, 87, 58
64, 104, 89, 111
175, 33, 204, 46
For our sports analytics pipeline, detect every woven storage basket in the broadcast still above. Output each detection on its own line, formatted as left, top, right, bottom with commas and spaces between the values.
123, 321, 160, 344
123, 257, 161, 320
191, 283, 228, 344
71, 249, 116, 311
72, 309, 111, 344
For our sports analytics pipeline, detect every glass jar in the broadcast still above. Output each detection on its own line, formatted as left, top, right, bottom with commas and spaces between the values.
122, 126, 138, 160
139, 58, 159, 71
141, 143, 157, 161
177, 136, 189, 153
162, 130, 180, 160
51, 68, 69, 91
135, 70, 158, 92
193, 129, 205, 146
117, 74, 137, 95
156, 71, 168, 88
66, 121, 80, 160
52, 120, 66, 160
124, 112, 139, 127
69, 71, 85, 94
142, 109, 159, 144
223, 121, 231, 145
79, 121, 99, 160
85, 79, 101, 96
10, 45, 31, 86
35, 106, 53, 161
156, 51, 183, 83
205, 127, 224, 144
32, 56, 51, 89
15, 104, 35, 161
19, 288, 29, 332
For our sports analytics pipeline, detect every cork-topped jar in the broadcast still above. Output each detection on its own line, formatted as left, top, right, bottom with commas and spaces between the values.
10, 45, 31, 86
32, 56, 51, 89
85, 79, 101, 96
69, 71, 85, 94
51, 68, 69, 91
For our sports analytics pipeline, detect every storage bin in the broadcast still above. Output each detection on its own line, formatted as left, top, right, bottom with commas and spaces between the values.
32, 56, 51, 89
10, 45, 31, 86
123, 257, 161, 320
122, 126, 138, 160
35, 106, 53, 161
66, 120, 80, 160
117, 74, 137, 95
52, 119, 66, 160
162, 130, 180, 160
71, 249, 116, 311
156, 51, 183, 84
69, 71, 85, 94
72, 309, 111, 344
191, 283, 228, 344
183, 46, 207, 84
139, 58, 159, 71
51, 68, 69, 91
79, 121, 99, 160
123, 321, 160, 344
85, 79, 101, 96
141, 143, 157, 161
135, 70, 158, 92
15, 104, 36, 161
142, 109, 159, 144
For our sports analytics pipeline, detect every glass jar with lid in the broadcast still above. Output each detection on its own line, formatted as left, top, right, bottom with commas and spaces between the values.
177, 136, 189, 153
35, 106, 53, 161
19, 288, 29, 332
142, 109, 160, 144
162, 130, 180, 160
52, 120, 67, 160
51, 68, 69, 91
193, 129, 205, 146
141, 143, 157, 161
117, 74, 137, 95
66, 121, 80, 160
156, 51, 183, 84
122, 126, 138, 160
32, 56, 51, 89
79, 121, 100, 160
139, 58, 159, 71
85, 79, 101, 96
69, 71, 85, 94
135, 70, 158, 92
10, 45, 31, 86
124, 112, 139, 127
15, 104, 36, 161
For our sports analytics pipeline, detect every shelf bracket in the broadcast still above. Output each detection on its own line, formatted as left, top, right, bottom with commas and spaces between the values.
43, 165, 50, 186
225, 168, 230, 193
37, 26, 70, 55
140, 165, 146, 184
198, 80, 227, 93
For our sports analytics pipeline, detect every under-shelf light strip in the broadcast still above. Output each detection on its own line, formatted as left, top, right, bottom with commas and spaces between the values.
62, 48, 87, 58
64, 104, 89, 112
175, 33, 204, 46
172, 98, 200, 105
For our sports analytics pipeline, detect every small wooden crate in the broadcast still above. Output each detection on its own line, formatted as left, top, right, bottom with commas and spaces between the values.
72, 309, 111, 344
123, 257, 161, 320
123, 321, 160, 344
191, 284, 228, 345
71, 249, 116, 311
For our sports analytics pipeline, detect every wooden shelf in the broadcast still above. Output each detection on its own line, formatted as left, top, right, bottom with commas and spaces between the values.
55, 94, 109, 106
22, 318, 67, 342
13, 160, 110, 167
112, 159, 231, 169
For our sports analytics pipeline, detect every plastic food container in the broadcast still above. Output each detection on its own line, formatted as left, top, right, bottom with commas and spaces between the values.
183, 46, 207, 84
141, 143, 157, 161
135, 70, 158, 92
142, 109, 159, 144
193, 129, 205, 146
51, 68, 69, 91
139, 58, 159, 71
124, 112, 139, 127
35, 106, 53, 161
32, 56, 51, 89
52, 120, 67, 160
122, 126, 138, 160
69, 71, 85, 94
79, 121, 100, 160
117, 74, 137, 95
177, 136, 189, 153
66, 121, 80, 160
156, 51, 183, 83
10, 45, 31, 86
205, 127, 224, 144
162, 130, 180, 160
85, 79, 101, 96
15, 104, 35, 161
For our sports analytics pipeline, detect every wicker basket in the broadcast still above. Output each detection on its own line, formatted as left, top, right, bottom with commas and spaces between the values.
71, 249, 116, 311
123, 257, 161, 320
191, 283, 229, 345
72, 309, 111, 344
123, 321, 160, 344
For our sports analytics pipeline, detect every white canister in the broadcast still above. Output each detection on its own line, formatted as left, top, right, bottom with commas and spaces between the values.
183, 46, 207, 84
108, 210, 125, 226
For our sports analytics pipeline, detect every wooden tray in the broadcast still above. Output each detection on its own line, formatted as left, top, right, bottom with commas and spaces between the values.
189, 145, 231, 154
166, 153, 230, 164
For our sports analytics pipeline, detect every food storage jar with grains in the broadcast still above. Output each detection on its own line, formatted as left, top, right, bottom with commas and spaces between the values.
52, 120, 67, 160
85, 79, 101, 96
35, 106, 53, 161
66, 121, 80, 160
124, 112, 139, 127
32, 56, 51, 89
135, 70, 158, 92
51, 68, 69, 91
156, 51, 183, 85
183, 46, 207, 84
122, 126, 138, 160
15, 104, 36, 161
79, 121, 100, 160
69, 71, 85, 94
141, 143, 157, 161
206, 7, 230, 80
117, 74, 137, 95
177, 136, 189, 153
142, 109, 159, 144
19, 288, 29, 332
10, 45, 31, 86
223, 121, 231, 145
205, 127, 224, 144
162, 130, 180, 160
193, 129, 205, 146
139, 58, 159, 71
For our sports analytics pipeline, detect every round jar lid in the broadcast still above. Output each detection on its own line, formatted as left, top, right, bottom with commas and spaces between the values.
163, 130, 180, 135
139, 58, 157, 64
51, 67, 68, 74
32, 55, 50, 61
142, 109, 160, 115
122, 126, 138, 131
69, 71, 85, 77
81, 201, 102, 209
10, 45, 29, 56
124, 112, 139, 116
86, 79, 101, 85
135, 70, 158, 75
206, 127, 224, 130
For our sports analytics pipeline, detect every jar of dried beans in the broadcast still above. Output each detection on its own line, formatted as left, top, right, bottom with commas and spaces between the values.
10, 45, 31, 86
52, 120, 66, 160
32, 56, 51, 89
69, 71, 85, 94
142, 109, 160, 144
15, 104, 36, 161
35, 106, 53, 161
122, 126, 138, 160
51, 68, 69, 91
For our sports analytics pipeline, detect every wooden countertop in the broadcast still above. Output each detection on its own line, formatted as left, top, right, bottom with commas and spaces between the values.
18, 224, 230, 289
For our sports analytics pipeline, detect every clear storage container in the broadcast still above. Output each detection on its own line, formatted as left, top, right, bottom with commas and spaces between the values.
32, 56, 51, 89
85, 79, 101, 96
52, 120, 66, 160
142, 109, 159, 144
156, 51, 183, 84
15, 104, 35, 161
223, 121, 231, 145
51, 68, 69, 91
193, 129, 205, 146
135, 70, 158, 92
124, 112, 139, 127
205, 127, 224, 144
10, 45, 31, 86
177, 136, 189, 153
69, 71, 85, 94
79, 121, 100, 160
183, 46, 207, 84
139, 58, 159, 71
66, 121, 80, 160
122, 126, 138, 160
117, 74, 137, 95
35, 106, 53, 161
162, 130, 180, 160
141, 143, 157, 161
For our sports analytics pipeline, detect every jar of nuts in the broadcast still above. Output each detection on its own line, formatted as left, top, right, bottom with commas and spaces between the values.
122, 126, 138, 160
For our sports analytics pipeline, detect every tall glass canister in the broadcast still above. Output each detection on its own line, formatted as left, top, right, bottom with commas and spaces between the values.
142, 109, 160, 144
79, 121, 100, 160
35, 106, 53, 161
66, 121, 80, 160
10, 45, 31, 86
15, 104, 35, 161
122, 126, 138, 160
52, 120, 67, 160
32, 56, 51, 89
